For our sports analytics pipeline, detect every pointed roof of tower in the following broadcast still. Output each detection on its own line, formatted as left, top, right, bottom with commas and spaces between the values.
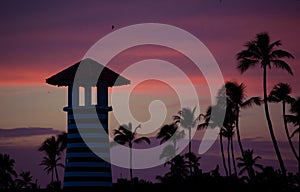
46, 58, 130, 87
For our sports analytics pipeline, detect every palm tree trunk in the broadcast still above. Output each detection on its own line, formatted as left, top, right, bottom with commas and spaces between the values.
188, 127, 192, 154
173, 139, 177, 157
231, 137, 237, 176
227, 138, 231, 175
263, 66, 286, 175
235, 109, 244, 156
298, 128, 300, 184
51, 170, 54, 183
129, 143, 133, 182
282, 102, 299, 160
236, 109, 253, 178
220, 132, 228, 176
54, 165, 59, 183
173, 139, 177, 156
188, 128, 192, 175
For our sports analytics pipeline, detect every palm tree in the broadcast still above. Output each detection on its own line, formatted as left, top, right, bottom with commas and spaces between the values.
174, 107, 198, 174
113, 123, 150, 182
236, 32, 294, 175
15, 171, 35, 189
184, 152, 201, 176
269, 83, 298, 161
173, 107, 198, 154
157, 123, 185, 161
237, 149, 263, 180
164, 155, 189, 182
225, 81, 261, 157
285, 97, 300, 178
39, 136, 64, 184
221, 125, 237, 176
0, 153, 17, 189
219, 127, 228, 176
199, 104, 230, 176
40, 154, 64, 184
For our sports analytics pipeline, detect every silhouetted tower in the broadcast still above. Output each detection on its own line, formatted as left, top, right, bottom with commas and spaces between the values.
46, 58, 130, 191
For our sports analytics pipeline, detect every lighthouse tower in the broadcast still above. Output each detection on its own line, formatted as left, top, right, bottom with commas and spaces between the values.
46, 58, 130, 191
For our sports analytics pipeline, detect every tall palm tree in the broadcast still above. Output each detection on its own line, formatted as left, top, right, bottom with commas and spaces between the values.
285, 97, 300, 178
219, 128, 228, 176
268, 83, 298, 161
0, 153, 17, 189
157, 123, 185, 161
15, 171, 35, 189
198, 104, 229, 176
221, 125, 237, 176
236, 32, 294, 175
39, 136, 64, 184
174, 107, 198, 174
113, 123, 150, 182
225, 81, 261, 157
237, 149, 263, 180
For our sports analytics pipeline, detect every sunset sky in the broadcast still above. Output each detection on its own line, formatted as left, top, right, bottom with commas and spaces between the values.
0, 0, 299, 187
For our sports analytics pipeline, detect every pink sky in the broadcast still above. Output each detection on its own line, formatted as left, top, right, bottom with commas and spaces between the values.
0, 0, 299, 187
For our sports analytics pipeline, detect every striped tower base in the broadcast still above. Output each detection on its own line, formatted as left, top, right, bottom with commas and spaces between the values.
63, 106, 113, 191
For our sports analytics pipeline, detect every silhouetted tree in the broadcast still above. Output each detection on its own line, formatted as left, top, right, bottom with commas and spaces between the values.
157, 123, 185, 161
225, 81, 261, 156
221, 125, 237, 176
39, 136, 64, 185
198, 100, 229, 176
113, 123, 150, 182
0, 153, 17, 189
173, 107, 198, 174
286, 97, 300, 179
237, 149, 263, 180
164, 155, 189, 182
236, 32, 294, 175
184, 152, 201, 176
174, 107, 198, 154
268, 83, 298, 161
15, 171, 35, 189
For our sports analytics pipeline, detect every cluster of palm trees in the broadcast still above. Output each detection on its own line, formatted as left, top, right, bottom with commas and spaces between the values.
0, 133, 67, 190
236, 32, 299, 179
113, 32, 299, 186
38, 132, 67, 189
0, 153, 37, 190
1, 32, 299, 190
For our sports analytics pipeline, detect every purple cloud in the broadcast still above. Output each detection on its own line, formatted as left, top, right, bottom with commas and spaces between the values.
0, 127, 62, 138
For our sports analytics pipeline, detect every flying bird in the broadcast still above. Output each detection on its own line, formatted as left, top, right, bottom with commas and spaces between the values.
112, 25, 115, 30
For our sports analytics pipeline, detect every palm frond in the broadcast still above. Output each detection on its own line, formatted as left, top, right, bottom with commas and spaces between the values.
286, 95, 296, 104
113, 135, 128, 145
268, 40, 281, 50
253, 156, 262, 161
268, 95, 280, 103
291, 128, 300, 138
160, 145, 176, 160
270, 49, 294, 59
117, 126, 133, 138
285, 115, 298, 126
134, 137, 151, 144
241, 97, 262, 108
237, 58, 259, 73
197, 122, 209, 130
239, 167, 247, 175
271, 59, 293, 75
